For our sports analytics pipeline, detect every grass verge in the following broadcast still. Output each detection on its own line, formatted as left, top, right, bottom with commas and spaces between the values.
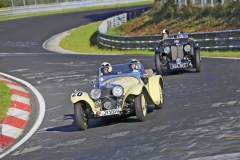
0, 80, 11, 122
60, 21, 240, 57
112, 0, 240, 35
0, 0, 154, 22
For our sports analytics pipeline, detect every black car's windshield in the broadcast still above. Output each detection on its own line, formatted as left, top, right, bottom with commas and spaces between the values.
98, 63, 141, 83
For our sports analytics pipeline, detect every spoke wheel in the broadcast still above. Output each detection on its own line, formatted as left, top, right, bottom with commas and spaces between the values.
135, 92, 147, 121
74, 103, 88, 130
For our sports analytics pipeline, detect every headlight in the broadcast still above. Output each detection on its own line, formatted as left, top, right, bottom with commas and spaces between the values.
164, 46, 171, 54
112, 86, 123, 97
90, 89, 101, 100
184, 45, 191, 52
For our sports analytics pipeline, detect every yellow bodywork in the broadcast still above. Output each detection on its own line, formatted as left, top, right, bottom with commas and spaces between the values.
71, 74, 163, 114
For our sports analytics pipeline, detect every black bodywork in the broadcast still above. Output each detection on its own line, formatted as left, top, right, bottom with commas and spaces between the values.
154, 33, 201, 75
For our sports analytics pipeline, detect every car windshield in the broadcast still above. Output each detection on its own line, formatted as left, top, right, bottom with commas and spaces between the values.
98, 63, 141, 83
167, 34, 174, 39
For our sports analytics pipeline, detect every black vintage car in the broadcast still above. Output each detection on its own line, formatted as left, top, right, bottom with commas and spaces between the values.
154, 33, 201, 75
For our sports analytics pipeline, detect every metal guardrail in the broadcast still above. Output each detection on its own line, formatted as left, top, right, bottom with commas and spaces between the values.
0, 0, 148, 17
98, 8, 240, 51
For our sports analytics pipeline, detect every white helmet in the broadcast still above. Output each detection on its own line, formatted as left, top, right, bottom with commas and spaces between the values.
100, 62, 112, 72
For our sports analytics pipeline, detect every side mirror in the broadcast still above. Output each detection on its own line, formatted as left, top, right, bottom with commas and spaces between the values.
90, 79, 99, 88
90, 79, 96, 84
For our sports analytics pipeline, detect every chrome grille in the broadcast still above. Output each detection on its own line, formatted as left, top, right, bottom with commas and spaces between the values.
171, 46, 184, 60
101, 88, 112, 97
101, 97, 117, 109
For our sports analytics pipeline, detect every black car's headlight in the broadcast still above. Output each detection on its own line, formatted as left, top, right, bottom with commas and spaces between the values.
164, 46, 171, 54
90, 89, 101, 100
184, 45, 191, 52
112, 86, 124, 97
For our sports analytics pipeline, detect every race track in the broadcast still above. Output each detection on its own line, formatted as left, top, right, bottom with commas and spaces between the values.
0, 4, 240, 160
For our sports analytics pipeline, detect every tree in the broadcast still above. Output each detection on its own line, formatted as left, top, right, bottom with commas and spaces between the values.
0, 0, 6, 7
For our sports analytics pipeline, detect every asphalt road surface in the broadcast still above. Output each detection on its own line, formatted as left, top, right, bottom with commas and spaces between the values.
0, 4, 240, 160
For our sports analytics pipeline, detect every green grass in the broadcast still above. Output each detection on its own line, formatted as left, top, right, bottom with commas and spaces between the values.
60, 21, 155, 55
60, 21, 240, 57
0, 0, 154, 22
0, 80, 11, 122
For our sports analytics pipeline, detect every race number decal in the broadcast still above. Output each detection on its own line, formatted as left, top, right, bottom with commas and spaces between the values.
72, 91, 83, 97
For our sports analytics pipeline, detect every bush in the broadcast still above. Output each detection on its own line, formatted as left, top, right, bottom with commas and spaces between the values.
0, 0, 11, 7
202, 5, 212, 16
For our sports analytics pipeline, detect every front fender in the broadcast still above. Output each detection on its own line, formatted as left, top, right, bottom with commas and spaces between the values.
71, 91, 98, 114
123, 84, 143, 102
148, 75, 163, 105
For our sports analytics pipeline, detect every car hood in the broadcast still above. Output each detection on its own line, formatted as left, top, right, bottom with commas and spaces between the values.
100, 76, 139, 94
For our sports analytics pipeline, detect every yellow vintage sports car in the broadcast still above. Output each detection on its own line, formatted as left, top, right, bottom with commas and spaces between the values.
71, 62, 164, 130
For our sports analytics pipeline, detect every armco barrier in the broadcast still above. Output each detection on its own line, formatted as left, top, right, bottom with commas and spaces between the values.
98, 9, 240, 51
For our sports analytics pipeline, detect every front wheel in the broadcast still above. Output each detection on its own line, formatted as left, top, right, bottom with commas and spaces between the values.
135, 92, 147, 121
74, 103, 88, 130
195, 50, 201, 72
155, 53, 163, 76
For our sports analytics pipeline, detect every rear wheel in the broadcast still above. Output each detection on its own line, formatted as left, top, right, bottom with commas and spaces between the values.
135, 92, 147, 121
155, 53, 163, 76
195, 50, 201, 72
74, 103, 88, 130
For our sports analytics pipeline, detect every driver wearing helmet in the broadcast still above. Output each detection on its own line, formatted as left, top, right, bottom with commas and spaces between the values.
129, 59, 146, 75
177, 30, 184, 38
162, 29, 169, 39
100, 62, 112, 75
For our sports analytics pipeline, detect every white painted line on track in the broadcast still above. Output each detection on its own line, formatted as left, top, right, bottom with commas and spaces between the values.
0, 72, 46, 159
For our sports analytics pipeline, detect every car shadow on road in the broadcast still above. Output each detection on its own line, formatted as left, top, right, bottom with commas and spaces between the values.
153, 68, 198, 76
45, 106, 156, 132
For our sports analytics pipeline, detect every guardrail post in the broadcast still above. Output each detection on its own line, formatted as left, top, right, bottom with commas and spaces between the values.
192, 0, 195, 5
11, 0, 14, 7
129, 12, 132, 20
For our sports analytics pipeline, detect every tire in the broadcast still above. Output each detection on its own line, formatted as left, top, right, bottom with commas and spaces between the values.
155, 81, 163, 109
74, 103, 88, 130
195, 50, 201, 72
134, 92, 147, 121
155, 53, 163, 76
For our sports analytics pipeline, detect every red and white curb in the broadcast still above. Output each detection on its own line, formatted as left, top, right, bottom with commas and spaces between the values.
0, 76, 31, 153
0, 73, 45, 159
